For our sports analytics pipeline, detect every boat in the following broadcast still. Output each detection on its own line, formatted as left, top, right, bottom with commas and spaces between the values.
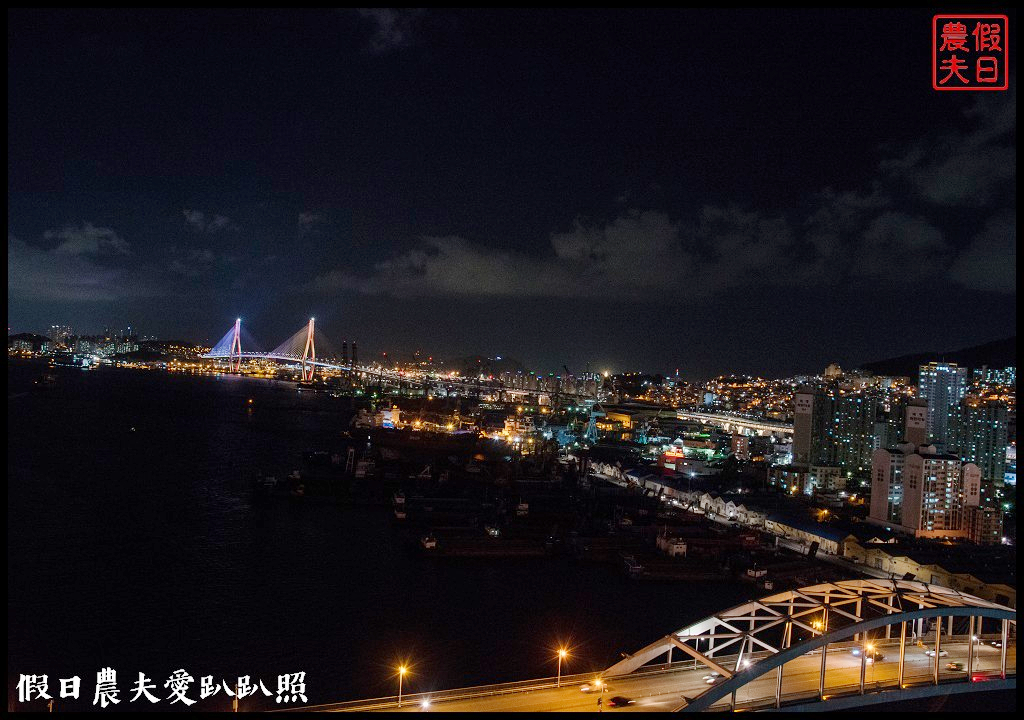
32, 373, 57, 388
256, 475, 278, 491
252, 475, 282, 499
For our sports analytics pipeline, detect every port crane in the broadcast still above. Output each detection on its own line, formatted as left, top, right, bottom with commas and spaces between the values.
550, 364, 574, 412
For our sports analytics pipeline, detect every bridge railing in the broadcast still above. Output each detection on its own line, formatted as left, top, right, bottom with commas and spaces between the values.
733, 669, 1015, 712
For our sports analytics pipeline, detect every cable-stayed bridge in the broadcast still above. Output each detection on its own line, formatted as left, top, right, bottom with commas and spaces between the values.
200, 318, 590, 400
204, 318, 345, 381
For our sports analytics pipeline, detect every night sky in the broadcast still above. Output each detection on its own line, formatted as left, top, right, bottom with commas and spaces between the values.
7, 8, 1017, 378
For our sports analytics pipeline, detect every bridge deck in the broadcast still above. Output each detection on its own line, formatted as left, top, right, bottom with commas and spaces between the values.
306, 640, 1013, 712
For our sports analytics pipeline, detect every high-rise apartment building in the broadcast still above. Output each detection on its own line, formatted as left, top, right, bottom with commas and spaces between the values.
792, 388, 886, 478
949, 399, 1008, 486
869, 443, 912, 527
830, 393, 881, 476
918, 362, 967, 443
904, 451, 979, 538
869, 443, 980, 538
48, 325, 73, 347
792, 389, 833, 466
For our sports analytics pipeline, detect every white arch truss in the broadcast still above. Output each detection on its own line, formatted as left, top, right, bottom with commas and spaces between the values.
602, 578, 1016, 711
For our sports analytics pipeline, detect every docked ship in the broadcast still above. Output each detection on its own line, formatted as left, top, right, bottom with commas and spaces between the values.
50, 352, 94, 369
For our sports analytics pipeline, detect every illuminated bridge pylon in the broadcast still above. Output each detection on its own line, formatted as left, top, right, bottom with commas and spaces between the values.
301, 317, 316, 382
603, 578, 1016, 712
229, 317, 242, 372
264, 318, 338, 380
207, 318, 258, 372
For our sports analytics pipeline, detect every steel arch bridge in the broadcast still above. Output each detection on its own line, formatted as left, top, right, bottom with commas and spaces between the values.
602, 578, 1016, 711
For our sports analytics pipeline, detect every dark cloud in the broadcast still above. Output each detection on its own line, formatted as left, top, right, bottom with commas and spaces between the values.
355, 8, 425, 53
298, 212, 327, 227
310, 208, 806, 299
43, 222, 131, 256
182, 209, 233, 233
949, 210, 1016, 293
852, 212, 948, 281
168, 247, 218, 277
313, 211, 692, 298
298, 212, 329, 237
880, 89, 1016, 206
691, 205, 795, 292
8, 232, 157, 302
309, 200, 963, 299
307, 76, 1013, 303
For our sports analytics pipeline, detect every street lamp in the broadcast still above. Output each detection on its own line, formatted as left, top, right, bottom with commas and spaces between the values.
397, 665, 408, 707
557, 648, 569, 687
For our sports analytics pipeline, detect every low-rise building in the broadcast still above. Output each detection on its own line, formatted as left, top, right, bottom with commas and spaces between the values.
843, 538, 1015, 607
764, 513, 849, 556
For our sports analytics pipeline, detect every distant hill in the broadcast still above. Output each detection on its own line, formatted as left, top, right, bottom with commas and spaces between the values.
858, 337, 1016, 377
8, 332, 52, 343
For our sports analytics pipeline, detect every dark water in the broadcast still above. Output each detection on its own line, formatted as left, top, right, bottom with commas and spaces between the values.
8, 361, 755, 711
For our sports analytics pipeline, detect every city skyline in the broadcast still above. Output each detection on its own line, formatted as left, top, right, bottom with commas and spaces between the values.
9, 316, 1015, 382
7, 8, 1016, 378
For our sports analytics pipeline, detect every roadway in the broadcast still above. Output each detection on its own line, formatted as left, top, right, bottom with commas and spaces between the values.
311, 641, 1012, 712
675, 410, 792, 437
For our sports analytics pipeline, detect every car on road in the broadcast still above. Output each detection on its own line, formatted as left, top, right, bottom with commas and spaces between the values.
579, 683, 604, 693
924, 649, 949, 657
990, 640, 1003, 648
851, 648, 884, 662
705, 676, 725, 685
946, 662, 965, 671
607, 696, 635, 707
